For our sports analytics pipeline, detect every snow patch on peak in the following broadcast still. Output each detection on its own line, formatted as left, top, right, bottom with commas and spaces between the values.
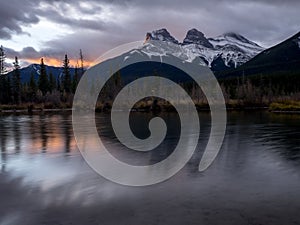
224, 32, 249, 42
210, 33, 262, 49
123, 56, 130, 62
32, 64, 41, 75
140, 41, 206, 65
208, 33, 264, 64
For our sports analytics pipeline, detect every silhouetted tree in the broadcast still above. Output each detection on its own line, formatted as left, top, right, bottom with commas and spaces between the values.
38, 58, 49, 96
56, 77, 61, 92
0, 45, 6, 75
62, 54, 71, 93
79, 49, 84, 77
0, 75, 11, 103
0, 46, 7, 103
72, 64, 79, 93
12, 56, 21, 104
29, 72, 37, 101
48, 71, 56, 93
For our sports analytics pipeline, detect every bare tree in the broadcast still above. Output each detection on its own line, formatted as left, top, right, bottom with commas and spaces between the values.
79, 49, 84, 76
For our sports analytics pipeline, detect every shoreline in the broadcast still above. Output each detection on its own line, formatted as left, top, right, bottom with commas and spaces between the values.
1, 106, 300, 114
269, 110, 300, 114
0, 108, 73, 113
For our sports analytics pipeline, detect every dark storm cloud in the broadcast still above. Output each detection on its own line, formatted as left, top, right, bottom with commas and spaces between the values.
6, 45, 66, 66
0, 0, 110, 39
34, 0, 300, 49
0, 0, 39, 39
37, 8, 107, 31
1, 0, 300, 41
117, 0, 300, 46
34, 0, 110, 31
6, 46, 40, 59
43, 29, 131, 62
1, 0, 300, 65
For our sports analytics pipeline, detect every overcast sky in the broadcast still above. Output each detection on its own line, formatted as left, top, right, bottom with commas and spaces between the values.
1, 0, 300, 67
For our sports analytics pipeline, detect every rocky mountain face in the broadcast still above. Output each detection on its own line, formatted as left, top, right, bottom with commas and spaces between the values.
182, 28, 213, 48
146, 28, 179, 44
218, 31, 300, 78
144, 28, 265, 71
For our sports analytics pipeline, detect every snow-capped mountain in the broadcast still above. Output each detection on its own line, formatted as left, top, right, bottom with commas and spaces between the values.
146, 28, 179, 44
208, 32, 265, 68
141, 28, 265, 71
219, 31, 300, 78
183, 29, 213, 48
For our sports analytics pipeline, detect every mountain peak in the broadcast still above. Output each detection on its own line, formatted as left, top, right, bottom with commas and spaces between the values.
223, 32, 241, 37
222, 32, 261, 47
142, 28, 264, 69
146, 28, 179, 44
183, 28, 213, 48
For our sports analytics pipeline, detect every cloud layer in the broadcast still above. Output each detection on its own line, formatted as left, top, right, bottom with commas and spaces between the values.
1, 0, 300, 66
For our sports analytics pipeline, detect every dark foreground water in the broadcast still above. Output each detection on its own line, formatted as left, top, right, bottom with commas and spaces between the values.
0, 111, 300, 225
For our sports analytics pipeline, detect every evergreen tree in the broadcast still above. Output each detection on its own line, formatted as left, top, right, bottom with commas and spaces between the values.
38, 58, 49, 96
72, 64, 79, 93
29, 72, 37, 101
0, 76, 5, 103
0, 46, 8, 103
12, 56, 21, 104
21, 83, 29, 102
0, 45, 6, 75
79, 49, 84, 77
1, 76, 12, 104
48, 71, 56, 93
56, 77, 61, 92
62, 54, 71, 93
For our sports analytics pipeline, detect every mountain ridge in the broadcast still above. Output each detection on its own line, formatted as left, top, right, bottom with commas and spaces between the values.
144, 28, 265, 70
6, 63, 77, 84
6, 29, 300, 83
217, 31, 300, 78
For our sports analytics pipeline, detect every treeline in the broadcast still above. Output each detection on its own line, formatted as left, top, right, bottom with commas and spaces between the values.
181, 72, 300, 109
0, 46, 84, 108
95, 71, 300, 112
219, 72, 300, 107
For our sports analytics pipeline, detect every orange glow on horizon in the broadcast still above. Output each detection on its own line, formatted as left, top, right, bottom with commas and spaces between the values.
25, 57, 94, 68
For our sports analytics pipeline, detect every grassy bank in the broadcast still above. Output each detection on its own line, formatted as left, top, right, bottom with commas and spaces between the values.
269, 101, 300, 113
0, 102, 72, 112
1, 100, 300, 113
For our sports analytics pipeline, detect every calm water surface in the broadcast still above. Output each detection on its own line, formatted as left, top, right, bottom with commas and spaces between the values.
0, 111, 300, 225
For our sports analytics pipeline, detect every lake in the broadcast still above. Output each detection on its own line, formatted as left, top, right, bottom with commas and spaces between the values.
0, 111, 300, 225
